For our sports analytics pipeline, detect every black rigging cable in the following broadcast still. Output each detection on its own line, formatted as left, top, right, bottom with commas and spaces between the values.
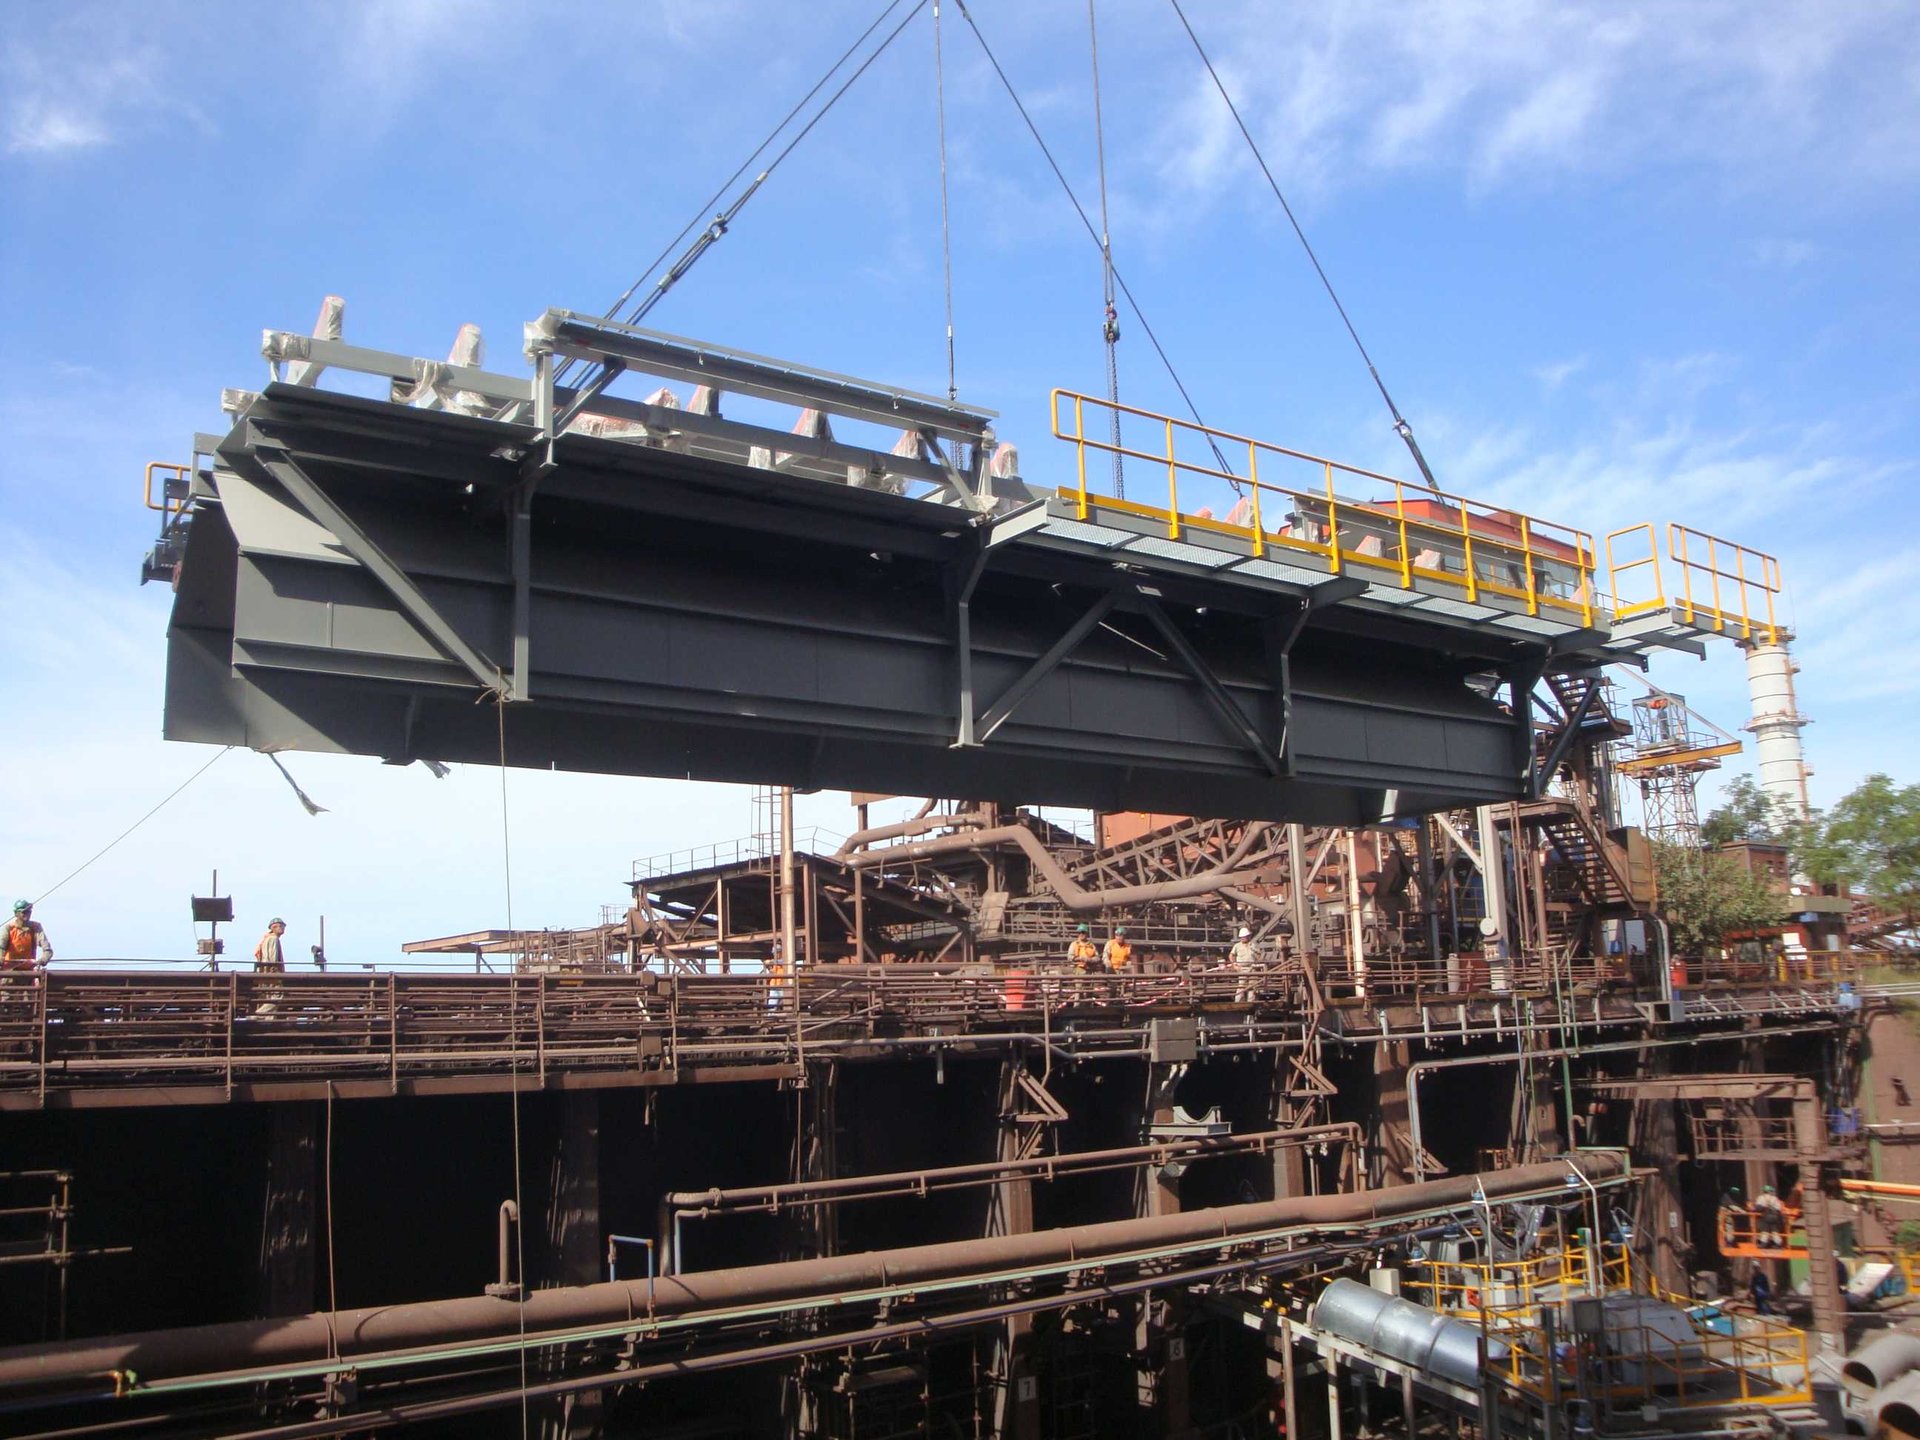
952, 0, 1240, 487
1165, 0, 1440, 490
33, 745, 233, 905
1086, 0, 1124, 498
933, 0, 959, 402
558, 0, 926, 391
601, 0, 916, 329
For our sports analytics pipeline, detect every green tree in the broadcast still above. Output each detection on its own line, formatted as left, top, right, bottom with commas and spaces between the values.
1653, 841, 1784, 954
1701, 774, 1786, 847
1799, 773, 1920, 913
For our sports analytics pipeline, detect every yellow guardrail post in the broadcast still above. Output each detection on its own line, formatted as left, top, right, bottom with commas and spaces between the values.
1069, 392, 1090, 520
1324, 461, 1341, 575
1458, 500, 1479, 603
1732, 544, 1753, 641
1247, 442, 1265, 558
1165, 416, 1181, 540
1520, 516, 1538, 617
1395, 481, 1412, 588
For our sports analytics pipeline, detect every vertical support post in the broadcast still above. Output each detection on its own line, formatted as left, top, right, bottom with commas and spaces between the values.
1344, 831, 1367, 998
1132, 1062, 1193, 1437
257, 1102, 319, 1320
1795, 1091, 1845, 1353
1477, 805, 1510, 992
989, 1058, 1040, 1440
779, 787, 798, 980
1287, 824, 1313, 968
1415, 822, 1445, 984
537, 1093, 603, 1440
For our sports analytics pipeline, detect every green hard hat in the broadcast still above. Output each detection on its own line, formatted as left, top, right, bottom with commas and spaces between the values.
1077, 924, 1089, 933
1115, 926, 1128, 936
269, 917, 286, 927
11, 900, 28, 913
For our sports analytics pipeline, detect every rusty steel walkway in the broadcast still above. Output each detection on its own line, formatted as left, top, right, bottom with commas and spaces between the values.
0, 967, 1856, 1110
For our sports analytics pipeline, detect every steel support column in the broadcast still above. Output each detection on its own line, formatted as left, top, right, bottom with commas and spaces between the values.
258, 1101, 318, 1320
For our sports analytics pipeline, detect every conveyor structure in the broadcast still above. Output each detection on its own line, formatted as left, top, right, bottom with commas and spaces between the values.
146, 305, 1755, 824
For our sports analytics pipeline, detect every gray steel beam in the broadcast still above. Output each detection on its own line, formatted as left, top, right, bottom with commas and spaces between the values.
530, 311, 995, 443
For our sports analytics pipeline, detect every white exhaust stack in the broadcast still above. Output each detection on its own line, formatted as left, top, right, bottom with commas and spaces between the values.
1741, 639, 1811, 821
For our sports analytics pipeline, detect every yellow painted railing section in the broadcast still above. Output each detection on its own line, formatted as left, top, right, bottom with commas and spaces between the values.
1408, 1241, 1810, 1409
144, 461, 191, 516
1669, 523, 1784, 645
1606, 522, 1785, 645
1052, 391, 1597, 626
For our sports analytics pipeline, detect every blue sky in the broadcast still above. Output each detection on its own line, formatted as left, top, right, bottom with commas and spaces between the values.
3, 0, 1917, 963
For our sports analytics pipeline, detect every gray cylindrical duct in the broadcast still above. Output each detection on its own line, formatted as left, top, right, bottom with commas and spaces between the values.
1869, 1368, 1920, 1440
1843, 1328, 1920, 1400
1312, 1277, 1507, 1388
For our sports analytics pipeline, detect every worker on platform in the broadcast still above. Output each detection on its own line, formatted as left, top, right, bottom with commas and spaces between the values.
3, 900, 52, 971
1102, 926, 1133, 974
1753, 1184, 1788, 1248
253, 918, 288, 974
1067, 924, 1099, 973
1230, 926, 1258, 1003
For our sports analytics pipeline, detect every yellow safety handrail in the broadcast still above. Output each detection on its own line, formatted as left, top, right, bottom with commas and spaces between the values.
1667, 523, 1783, 645
144, 461, 192, 516
1407, 1239, 1812, 1410
1604, 523, 1666, 621
1051, 391, 1597, 627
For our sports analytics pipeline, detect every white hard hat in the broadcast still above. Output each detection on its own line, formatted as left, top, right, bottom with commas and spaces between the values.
1238, 927, 1251, 938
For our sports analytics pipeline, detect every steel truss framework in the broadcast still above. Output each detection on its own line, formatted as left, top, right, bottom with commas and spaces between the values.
152, 309, 1676, 825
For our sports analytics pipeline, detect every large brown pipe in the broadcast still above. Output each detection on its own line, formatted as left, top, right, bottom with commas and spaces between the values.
848, 824, 1275, 913
0, 1155, 1624, 1391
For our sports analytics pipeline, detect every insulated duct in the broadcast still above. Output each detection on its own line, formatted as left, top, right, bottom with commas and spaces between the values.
0, 1156, 1624, 1391
1869, 1370, 1920, 1440
1844, 1328, 1920, 1400
1312, 1278, 1507, 1388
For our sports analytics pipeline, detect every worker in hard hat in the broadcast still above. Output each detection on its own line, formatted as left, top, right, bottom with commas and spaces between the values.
1102, 926, 1133, 974
1229, 925, 1258, 1003
1753, 1184, 1788, 1248
253, 918, 288, 974
251, 916, 288, 1016
2, 900, 51, 971
1067, 924, 1099, 973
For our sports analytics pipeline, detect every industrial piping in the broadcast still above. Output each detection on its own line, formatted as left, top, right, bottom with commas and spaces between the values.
0, 1155, 1626, 1391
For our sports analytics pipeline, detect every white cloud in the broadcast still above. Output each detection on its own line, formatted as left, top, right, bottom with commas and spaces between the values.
1531, 355, 1586, 392
6, 104, 111, 156
1, 13, 203, 158
1145, 1, 1920, 205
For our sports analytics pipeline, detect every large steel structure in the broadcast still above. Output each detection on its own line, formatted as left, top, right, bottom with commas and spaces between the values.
0, 304, 1873, 1440
149, 308, 1734, 826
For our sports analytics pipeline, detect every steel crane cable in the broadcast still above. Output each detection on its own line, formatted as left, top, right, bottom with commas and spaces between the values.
557, 0, 926, 390
1165, 0, 1441, 490
952, 1, 1240, 488
1087, 0, 1124, 497
933, 0, 959, 402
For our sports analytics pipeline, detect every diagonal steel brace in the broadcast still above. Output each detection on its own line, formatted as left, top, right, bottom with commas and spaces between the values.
1137, 596, 1285, 777
251, 445, 506, 696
